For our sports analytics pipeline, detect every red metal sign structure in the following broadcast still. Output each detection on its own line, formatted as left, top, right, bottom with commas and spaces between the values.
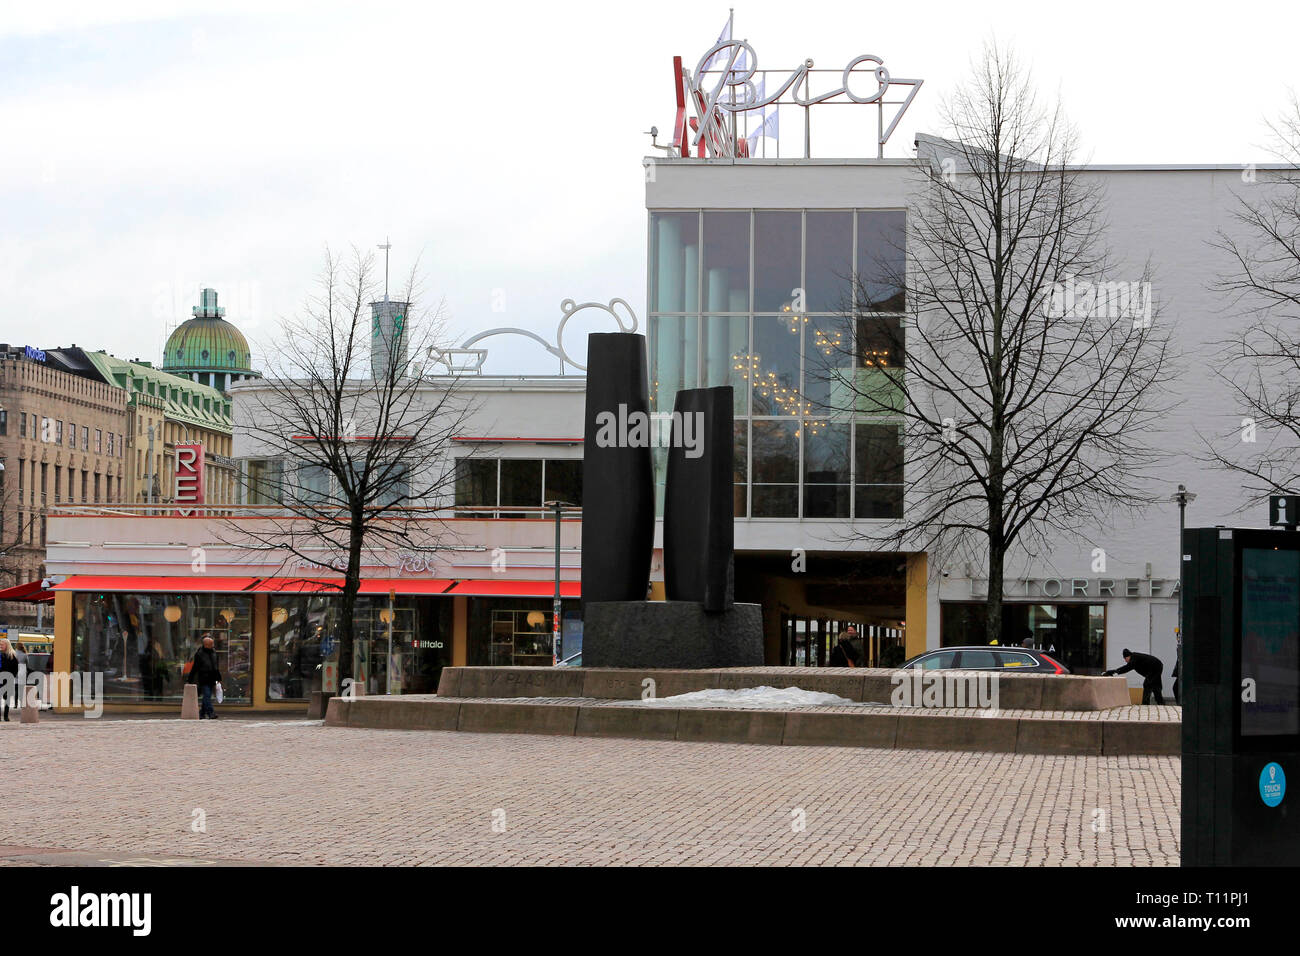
175, 443, 206, 516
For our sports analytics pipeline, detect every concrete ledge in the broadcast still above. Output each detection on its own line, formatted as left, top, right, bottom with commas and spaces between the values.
1016, 719, 1103, 755
782, 711, 899, 748
439, 667, 1129, 711
895, 715, 1020, 752
1102, 719, 1180, 755
582, 668, 724, 701
435, 668, 462, 698
576, 705, 681, 740
458, 667, 587, 699
324, 698, 350, 727
458, 700, 580, 736
343, 698, 462, 731
674, 708, 786, 745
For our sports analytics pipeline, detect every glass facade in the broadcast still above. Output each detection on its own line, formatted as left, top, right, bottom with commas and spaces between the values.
940, 601, 1107, 674
73, 592, 253, 702
266, 594, 452, 698
649, 208, 906, 519
467, 597, 582, 666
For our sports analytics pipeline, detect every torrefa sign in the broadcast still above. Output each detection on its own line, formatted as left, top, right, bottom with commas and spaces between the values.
175, 443, 205, 516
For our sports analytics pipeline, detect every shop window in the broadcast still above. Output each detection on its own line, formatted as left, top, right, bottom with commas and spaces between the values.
71, 592, 252, 702
940, 601, 1106, 674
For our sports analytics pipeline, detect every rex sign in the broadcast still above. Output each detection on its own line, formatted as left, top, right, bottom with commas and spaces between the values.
174, 444, 205, 516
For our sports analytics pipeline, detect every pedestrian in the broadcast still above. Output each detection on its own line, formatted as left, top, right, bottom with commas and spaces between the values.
1103, 648, 1165, 704
0, 638, 18, 721
187, 635, 222, 720
829, 626, 861, 668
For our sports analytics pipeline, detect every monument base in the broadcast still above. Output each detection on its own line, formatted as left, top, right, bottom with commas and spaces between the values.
583, 600, 763, 669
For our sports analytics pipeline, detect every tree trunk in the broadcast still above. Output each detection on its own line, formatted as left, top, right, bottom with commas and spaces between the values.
337, 517, 364, 692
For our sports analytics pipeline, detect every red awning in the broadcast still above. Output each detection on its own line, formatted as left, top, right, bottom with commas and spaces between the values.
446, 580, 580, 598
52, 575, 263, 593
0, 579, 54, 603
51, 575, 455, 596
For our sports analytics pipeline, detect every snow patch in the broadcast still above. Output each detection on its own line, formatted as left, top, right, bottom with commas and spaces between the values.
637, 685, 855, 709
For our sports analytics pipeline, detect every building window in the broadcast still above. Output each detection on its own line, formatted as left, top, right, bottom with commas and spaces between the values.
107, 432, 114, 456
18, 412, 25, 438
454, 458, 583, 516
0, 409, 6, 436
82, 426, 88, 450
940, 601, 1106, 674
95, 429, 102, 454
853, 423, 904, 518
244, 459, 283, 505
55, 420, 62, 444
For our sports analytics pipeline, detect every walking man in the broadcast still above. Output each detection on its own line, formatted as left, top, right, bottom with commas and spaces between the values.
187, 635, 222, 720
1104, 648, 1165, 705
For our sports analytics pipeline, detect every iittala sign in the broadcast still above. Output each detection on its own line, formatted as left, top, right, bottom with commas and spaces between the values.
174, 444, 205, 516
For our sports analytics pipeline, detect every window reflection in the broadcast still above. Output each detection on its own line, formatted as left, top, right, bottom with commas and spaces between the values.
754, 211, 801, 312
751, 315, 803, 416
856, 211, 906, 311
650, 212, 699, 312
702, 211, 750, 312
854, 423, 904, 518
805, 211, 853, 313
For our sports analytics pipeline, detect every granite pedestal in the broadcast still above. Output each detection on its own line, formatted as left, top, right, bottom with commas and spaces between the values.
583, 600, 763, 669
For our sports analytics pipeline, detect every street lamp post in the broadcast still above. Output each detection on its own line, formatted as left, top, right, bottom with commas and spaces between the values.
1171, 484, 1197, 701
544, 500, 575, 666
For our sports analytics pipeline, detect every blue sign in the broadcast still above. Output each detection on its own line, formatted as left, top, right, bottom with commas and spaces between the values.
1260, 762, 1286, 807
24, 345, 46, 363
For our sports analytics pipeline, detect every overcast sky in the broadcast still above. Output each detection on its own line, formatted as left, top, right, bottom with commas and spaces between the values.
3, 0, 1298, 374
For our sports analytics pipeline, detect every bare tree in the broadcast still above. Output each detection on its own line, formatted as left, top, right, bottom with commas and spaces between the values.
1205, 97, 1300, 500
812, 46, 1172, 644
229, 246, 473, 687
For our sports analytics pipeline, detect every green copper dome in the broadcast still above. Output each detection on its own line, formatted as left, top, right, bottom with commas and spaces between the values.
163, 288, 253, 374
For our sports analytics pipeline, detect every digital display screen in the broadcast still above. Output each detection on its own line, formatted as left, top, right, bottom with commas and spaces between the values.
1240, 548, 1300, 736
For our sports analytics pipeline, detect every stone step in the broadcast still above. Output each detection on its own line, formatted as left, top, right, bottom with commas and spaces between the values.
324, 695, 1179, 755
435, 665, 1134, 711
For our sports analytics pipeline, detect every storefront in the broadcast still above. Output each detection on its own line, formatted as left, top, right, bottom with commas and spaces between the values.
940, 601, 1107, 675
51, 573, 581, 711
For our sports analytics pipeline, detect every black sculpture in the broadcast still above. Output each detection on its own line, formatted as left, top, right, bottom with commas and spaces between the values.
580, 332, 654, 604
581, 335, 762, 669
663, 386, 734, 612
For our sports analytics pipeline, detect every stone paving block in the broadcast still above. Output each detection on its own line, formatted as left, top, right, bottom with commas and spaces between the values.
781, 711, 899, 748
1016, 719, 1103, 755
894, 714, 1020, 752
1102, 719, 1180, 755
674, 708, 786, 745
457, 700, 580, 735
575, 705, 681, 740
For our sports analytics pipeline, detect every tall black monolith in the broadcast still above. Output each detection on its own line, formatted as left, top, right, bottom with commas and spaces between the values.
580, 333, 654, 605
664, 386, 734, 612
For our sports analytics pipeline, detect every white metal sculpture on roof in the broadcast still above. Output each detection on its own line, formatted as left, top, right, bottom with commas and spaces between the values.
429, 298, 639, 375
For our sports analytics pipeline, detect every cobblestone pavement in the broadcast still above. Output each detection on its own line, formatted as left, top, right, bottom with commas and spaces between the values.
0, 720, 1180, 865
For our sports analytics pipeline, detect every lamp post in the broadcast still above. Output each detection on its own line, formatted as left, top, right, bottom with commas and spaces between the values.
544, 499, 575, 665
1171, 484, 1196, 699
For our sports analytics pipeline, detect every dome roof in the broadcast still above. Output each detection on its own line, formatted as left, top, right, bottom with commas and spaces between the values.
163, 288, 253, 373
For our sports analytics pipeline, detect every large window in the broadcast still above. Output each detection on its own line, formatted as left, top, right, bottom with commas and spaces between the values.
244, 459, 283, 505
454, 458, 583, 516
72, 592, 252, 702
940, 602, 1107, 674
649, 207, 907, 521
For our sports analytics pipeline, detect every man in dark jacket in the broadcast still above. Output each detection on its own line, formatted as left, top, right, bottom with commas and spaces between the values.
188, 635, 222, 719
1104, 648, 1165, 704
829, 626, 862, 668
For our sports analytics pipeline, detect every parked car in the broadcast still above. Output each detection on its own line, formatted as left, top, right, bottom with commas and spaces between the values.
900, 646, 1069, 674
